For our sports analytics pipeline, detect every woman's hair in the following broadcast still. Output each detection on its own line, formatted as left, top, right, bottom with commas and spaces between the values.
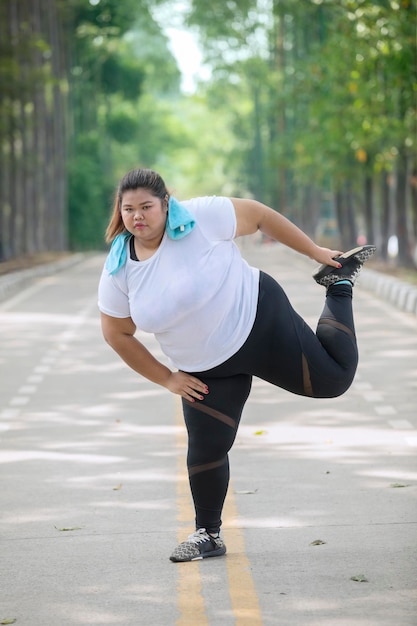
105, 168, 169, 243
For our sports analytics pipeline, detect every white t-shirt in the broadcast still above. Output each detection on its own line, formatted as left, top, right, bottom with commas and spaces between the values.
98, 196, 259, 371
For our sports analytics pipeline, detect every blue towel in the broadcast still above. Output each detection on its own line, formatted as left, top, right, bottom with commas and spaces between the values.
166, 196, 195, 240
105, 232, 130, 276
105, 197, 195, 275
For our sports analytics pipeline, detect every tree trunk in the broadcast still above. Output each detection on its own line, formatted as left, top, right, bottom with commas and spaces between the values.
20, 0, 35, 255
410, 165, 417, 262
0, 0, 69, 261
334, 180, 358, 250
364, 174, 375, 246
345, 180, 357, 246
271, 0, 288, 213
252, 86, 265, 203
302, 185, 320, 238
0, 0, 10, 260
396, 148, 413, 267
380, 170, 390, 261
8, 0, 20, 258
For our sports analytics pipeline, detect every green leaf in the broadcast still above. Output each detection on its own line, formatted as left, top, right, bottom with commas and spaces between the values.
310, 539, 326, 546
1, 619, 17, 625
350, 574, 368, 582
390, 483, 410, 488
54, 526, 82, 532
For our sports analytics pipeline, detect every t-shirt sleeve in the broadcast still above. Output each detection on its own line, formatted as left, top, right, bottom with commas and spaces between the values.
98, 267, 131, 318
182, 196, 236, 241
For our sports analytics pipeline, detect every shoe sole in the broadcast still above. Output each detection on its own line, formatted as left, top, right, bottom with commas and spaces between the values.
313, 245, 376, 282
337, 245, 376, 263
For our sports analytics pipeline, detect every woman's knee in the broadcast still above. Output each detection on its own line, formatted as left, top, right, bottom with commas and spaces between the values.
187, 429, 236, 467
311, 370, 356, 398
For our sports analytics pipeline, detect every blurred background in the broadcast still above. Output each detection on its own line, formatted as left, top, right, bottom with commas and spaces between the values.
0, 0, 416, 269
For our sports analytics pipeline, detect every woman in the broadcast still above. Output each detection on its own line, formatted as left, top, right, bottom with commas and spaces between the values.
98, 168, 375, 563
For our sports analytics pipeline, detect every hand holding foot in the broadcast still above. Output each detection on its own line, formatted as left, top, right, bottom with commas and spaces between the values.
311, 246, 344, 268
313, 245, 376, 287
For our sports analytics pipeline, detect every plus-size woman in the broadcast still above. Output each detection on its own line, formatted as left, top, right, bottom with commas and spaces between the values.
98, 168, 375, 562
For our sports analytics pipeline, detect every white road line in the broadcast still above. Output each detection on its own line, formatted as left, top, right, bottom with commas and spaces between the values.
27, 375, 44, 384
41, 356, 57, 364
9, 396, 30, 406
0, 409, 20, 419
2, 300, 98, 428
18, 385, 37, 395
0, 282, 46, 310
374, 405, 397, 416
354, 382, 373, 390
388, 419, 414, 430
362, 391, 384, 402
33, 365, 51, 374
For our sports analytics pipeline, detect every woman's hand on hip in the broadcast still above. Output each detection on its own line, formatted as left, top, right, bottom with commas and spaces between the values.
165, 371, 209, 402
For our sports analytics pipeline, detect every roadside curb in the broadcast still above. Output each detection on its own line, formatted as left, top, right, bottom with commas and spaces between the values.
0, 254, 86, 303
358, 268, 417, 317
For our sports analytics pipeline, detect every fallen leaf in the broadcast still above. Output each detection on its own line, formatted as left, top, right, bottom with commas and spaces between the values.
350, 574, 368, 582
254, 430, 268, 436
310, 539, 326, 546
234, 489, 258, 495
1, 619, 17, 624
112, 483, 123, 491
390, 483, 410, 488
54, 526, 82, 532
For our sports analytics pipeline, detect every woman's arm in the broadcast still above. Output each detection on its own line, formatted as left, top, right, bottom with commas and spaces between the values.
100, 313, 208, 402
231, 197, 343, 268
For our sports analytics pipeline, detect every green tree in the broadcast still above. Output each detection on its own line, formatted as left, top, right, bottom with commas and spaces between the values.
291, 0, 416, 263
0, 0, 68, 260
65, 0, 182, 250
186, 0, 417, 265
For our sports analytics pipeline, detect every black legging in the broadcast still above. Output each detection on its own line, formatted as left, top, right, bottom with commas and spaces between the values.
181, 271, 358, 534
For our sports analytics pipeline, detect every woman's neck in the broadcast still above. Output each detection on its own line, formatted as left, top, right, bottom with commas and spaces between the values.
133, 233, 164, 261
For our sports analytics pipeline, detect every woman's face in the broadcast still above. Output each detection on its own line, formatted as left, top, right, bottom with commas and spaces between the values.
120, 188, 168, 245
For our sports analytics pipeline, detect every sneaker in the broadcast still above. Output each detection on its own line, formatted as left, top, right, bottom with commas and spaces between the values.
313, 245, 376, 287
169, 528, 226, 562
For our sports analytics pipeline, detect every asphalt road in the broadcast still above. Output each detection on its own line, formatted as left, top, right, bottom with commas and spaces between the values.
1, 242, 416, 626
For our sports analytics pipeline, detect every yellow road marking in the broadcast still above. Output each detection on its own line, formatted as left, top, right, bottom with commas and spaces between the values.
223, 498, 264, 625
174, 398, 263, 625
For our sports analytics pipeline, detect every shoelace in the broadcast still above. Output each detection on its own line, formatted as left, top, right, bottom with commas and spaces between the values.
187, 529, 217, 544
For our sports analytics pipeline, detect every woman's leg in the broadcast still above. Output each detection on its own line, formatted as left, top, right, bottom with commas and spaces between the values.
170, 273, 360, 561
312, 282, 358, 395
217, 272, 359, 398
182, 373, 252, 534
